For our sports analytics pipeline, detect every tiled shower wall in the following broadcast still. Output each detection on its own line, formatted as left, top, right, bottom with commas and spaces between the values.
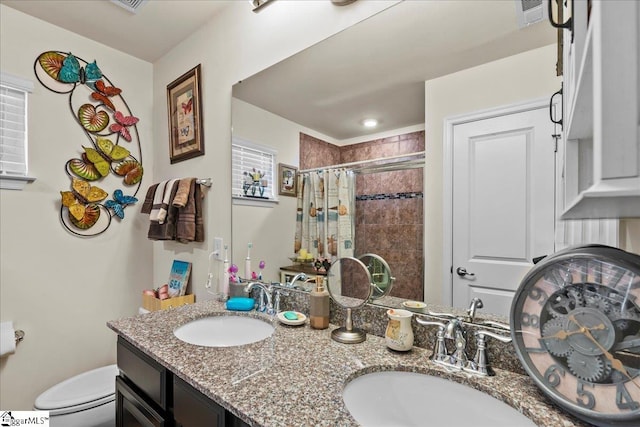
299, 131, 425, 301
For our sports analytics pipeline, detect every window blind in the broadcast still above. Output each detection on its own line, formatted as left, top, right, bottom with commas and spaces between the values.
0, 73, 33, 177
231, 139, 276, 200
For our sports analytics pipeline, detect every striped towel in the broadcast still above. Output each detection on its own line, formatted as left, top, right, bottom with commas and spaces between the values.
149, 181, 168, 221
140, 183, 159, 214
157, 178, 179, 224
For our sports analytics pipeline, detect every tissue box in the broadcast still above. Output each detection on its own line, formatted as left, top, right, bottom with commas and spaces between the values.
142, 294, 195, 311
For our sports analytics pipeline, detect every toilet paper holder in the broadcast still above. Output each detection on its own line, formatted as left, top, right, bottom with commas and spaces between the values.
15, 329, 24, 344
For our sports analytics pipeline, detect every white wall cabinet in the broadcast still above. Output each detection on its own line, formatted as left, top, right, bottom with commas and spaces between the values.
560, 0, 640, 219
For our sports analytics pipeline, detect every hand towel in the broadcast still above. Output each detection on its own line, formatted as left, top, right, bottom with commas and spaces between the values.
176, 179, 204, 243
140, 183, 159, 214
172, 178, 194, 208
157, 178, 179, 224
176, 179, 197, 243
149, 181, 168, 221
148, 180, 180, 240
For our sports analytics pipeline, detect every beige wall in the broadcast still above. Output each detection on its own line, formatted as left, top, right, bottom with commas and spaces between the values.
0, 5, 153, 409
230, 98, 335, 282
424, 44, 562, 305
150, 1, 399, 302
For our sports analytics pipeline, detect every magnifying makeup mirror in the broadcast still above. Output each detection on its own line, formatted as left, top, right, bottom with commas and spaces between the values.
359, 253, 395, 300
327, 257, 373, 344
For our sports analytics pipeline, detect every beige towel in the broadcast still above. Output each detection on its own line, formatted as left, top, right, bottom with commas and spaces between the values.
149, 181, 167, 221
172, 178, 195, 208
158, 178, 179, 224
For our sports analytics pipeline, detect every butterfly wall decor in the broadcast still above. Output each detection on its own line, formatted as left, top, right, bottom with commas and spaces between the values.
105, 189, 138, 219
34, 50, 144, 237
91, 80, 122, 111
110, 111, 139, 142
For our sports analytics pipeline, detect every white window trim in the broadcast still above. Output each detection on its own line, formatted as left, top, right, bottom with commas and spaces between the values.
231, 136, 279, 206
0, 71, 36, 190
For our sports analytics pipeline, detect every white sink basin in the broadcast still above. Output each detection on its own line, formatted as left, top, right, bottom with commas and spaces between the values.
173, 315, 274, 347
343, 371, 536, 427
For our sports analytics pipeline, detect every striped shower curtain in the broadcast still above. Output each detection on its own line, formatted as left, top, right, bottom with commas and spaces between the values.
294, 169, 354, 261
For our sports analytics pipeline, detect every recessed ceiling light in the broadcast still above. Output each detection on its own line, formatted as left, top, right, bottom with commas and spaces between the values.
363, 119, 378, 128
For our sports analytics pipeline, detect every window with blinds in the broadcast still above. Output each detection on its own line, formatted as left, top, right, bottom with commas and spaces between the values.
1, 72, 33, 187
231, 138, 277, 201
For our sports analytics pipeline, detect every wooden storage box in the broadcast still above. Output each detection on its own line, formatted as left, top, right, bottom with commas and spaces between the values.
142, 293, 195, 311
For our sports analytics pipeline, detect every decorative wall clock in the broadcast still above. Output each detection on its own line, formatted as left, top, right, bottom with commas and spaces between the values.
510, 245, 640, 426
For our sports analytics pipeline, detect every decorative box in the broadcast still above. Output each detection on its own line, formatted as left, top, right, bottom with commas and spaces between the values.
142, 293, 195, 312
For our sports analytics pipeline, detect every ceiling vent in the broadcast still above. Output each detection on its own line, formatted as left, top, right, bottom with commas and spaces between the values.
110, 0, 149, 14
515, 0, 548, 28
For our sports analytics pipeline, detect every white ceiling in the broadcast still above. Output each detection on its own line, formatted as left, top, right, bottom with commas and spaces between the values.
2, 0, 557, 141
233, 1, 557, 140
1, 0, 230, 63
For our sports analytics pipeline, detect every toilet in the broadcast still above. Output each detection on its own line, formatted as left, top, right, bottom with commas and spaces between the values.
34, 364, 118, 427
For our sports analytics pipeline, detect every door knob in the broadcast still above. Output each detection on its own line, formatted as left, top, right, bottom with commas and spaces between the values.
456, 267, 475, 278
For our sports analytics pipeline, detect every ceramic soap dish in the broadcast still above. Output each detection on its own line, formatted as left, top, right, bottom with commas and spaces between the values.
277, 311, 306, 326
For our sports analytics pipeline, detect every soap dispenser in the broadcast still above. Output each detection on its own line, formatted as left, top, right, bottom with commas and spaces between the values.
310, 277, 329, 329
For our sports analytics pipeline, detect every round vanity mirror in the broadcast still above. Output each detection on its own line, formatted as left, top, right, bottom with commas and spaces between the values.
327, 257, 372, 344
359, 253, 395, 300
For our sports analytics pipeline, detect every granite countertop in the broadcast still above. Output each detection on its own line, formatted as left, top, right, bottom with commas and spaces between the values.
107, 300, 587, 427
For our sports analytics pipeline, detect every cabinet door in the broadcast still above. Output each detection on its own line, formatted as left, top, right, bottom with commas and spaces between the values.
173, 376, 225, 427
561, 0, 640, 218
117, 336, 170, 410
116, 376, 167, 427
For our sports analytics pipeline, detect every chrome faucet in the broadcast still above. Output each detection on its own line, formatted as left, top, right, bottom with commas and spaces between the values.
244, 281, 275, 315
417, 311, 511, 377
444, 318, 468, 368
470, 329, 512, 376
414, 319, 448, 363
287, 273, 307, 289
466, 298, 483, 323
272, 287, 289, 313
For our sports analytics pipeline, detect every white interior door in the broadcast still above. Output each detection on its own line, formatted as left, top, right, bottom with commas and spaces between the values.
451, 105, 555, 318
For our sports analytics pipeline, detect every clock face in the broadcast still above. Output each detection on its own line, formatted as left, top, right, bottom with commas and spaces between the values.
510, 246, 640, 426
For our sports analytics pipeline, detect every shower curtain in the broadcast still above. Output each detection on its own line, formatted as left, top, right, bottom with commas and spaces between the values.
294, 169, 354, 261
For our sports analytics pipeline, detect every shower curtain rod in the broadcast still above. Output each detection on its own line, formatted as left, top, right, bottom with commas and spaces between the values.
298, 151, 425, 174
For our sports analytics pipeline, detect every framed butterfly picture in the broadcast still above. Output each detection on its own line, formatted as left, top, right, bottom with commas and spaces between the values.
166, 64, 205, 163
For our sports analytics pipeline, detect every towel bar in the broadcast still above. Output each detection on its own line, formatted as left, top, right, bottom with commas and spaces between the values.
196, 178, 212, 187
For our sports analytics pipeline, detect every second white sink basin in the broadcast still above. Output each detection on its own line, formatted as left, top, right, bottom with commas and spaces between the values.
343, 371, 536, 427
174, 315, 274, 347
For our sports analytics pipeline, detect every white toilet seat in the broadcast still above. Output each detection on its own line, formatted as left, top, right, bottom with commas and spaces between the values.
34, 364, 118, 416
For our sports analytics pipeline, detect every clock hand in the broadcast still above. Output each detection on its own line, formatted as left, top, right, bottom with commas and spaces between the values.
542, 323, 605, 341
568, 315, 638, 386
583, 328, 638, 386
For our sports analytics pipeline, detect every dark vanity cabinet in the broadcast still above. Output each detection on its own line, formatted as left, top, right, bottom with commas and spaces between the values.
116, 337, 171, 426
116, 336, 250, 427
173, 376, 224, 427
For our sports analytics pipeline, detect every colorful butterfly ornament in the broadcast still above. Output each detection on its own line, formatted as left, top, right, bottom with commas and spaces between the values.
60, 178, 108, 229
110, 111, 139, 142
105, 189, 138, 219
68, 137, 130, 180
114, 159, 144, 185
91, 80, 122, 111
58, 53, 102, 88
